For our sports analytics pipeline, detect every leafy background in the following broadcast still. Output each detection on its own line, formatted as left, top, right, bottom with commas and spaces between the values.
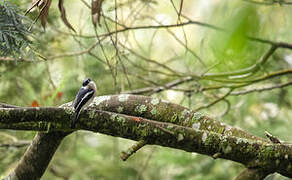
0, 0, 292, 179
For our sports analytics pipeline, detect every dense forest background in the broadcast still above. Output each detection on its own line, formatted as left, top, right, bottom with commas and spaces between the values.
0, 0, 292, 179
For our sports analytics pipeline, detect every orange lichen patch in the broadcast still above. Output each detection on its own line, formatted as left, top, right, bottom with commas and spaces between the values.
31, 100, 39, 107
57, 92, 63, 100
134, 117, 140, 122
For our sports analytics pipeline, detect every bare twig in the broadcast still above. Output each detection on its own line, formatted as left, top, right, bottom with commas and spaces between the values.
216, 99, 231, 118
0, 103, 19, 108
120, 140, 147, 161
194, 89, 233, 111
265, 131, 281, 144
242, 0, 292, 5
0, 140, 31, 148
231, 81, 292, 96
123, 76, 194, 95
212, 152, 222, 159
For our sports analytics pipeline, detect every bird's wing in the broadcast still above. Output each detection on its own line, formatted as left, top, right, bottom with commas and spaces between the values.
73, 88, 94, 110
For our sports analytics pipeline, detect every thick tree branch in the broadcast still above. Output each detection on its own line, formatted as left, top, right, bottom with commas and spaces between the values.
4, 132, 70, 180
1, 95, 292, 179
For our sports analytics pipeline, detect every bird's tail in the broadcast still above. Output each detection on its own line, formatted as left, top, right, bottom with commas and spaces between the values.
70, 111, 80, 129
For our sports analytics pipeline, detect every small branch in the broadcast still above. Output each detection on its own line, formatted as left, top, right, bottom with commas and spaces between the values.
155, 124, 176, 136
242, 0, 292, 5
203, 43, 278, 79
265, 131, 281, 144
178, 0, 184, 22
233, 168, 271, 180
212, 152, 221, 159
120, 140, 147, 161
216, 99, 231, 118
0, 103, 20, 108
203, 69, 292, 84
119, 43, 180, 75
123, 76, 194, 95
194, 89, 233, 111
49, 165, 70, 180
0, 140, 31, 148
231, 81, 292, 96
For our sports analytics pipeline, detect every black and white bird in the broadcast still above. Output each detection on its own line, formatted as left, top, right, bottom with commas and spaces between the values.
71, 78, 97, 128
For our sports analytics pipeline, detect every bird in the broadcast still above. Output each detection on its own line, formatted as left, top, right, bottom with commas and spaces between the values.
71, 78, 97, 129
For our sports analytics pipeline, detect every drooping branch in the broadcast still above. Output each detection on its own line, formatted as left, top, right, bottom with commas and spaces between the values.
1, 95, 292, 179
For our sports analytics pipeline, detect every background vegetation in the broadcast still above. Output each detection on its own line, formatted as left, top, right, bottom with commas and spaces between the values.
0, 0, 291, 179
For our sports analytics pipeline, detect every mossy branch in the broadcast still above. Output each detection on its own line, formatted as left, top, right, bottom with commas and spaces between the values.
1, 95, 292, 179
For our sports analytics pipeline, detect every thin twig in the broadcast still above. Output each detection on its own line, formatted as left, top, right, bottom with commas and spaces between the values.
123, 76, 194, 95
120, 140, 147, 161
194, 89, 233, 111
231, 81, 292, 96
0, 141, 31, 148
265, 131, 281, 144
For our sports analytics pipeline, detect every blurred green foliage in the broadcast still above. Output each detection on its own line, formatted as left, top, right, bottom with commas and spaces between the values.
208, 4, 264, 71
0, 0, 292, 179
0, 1, 31, 57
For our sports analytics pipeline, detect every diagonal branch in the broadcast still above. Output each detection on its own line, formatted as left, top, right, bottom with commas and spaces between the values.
4, 132, 71, 180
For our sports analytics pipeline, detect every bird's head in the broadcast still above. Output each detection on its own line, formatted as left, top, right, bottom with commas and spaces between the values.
82, 78, 97, 90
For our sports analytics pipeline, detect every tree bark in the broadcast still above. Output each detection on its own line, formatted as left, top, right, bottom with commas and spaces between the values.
233, 168, 271, 180
4, 132, 70, 180
1, 95, 291, 179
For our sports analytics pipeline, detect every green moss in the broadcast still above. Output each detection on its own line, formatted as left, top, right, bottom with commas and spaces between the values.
203, 134, 213, 145
287, 164, 292, 171
202, 132, 208, 142
135, 105, 147, 114
263, 146, 274, 156
89, 111, 95, 119
167, 125, 174, 130
64, 107, 74, 115
218, 127, 225, 134
118, 94, 130, 102
138, 123, 147, 129
117, 106, 124, 113
140, 128, 149, 137
177, 133, 184, 141
46, 122, 51, 133
192, 122, 201, 130
117, 116, 126, 123
151, 98, 159, 105
180, 109, 190, 120
192, 112, 204, 122
151, 108, 157, 115
275, 152, 281, 158
170, 113, 178, 123
110, 114, 117, 121
37, 121, 47, 130
223, 145, 232, 154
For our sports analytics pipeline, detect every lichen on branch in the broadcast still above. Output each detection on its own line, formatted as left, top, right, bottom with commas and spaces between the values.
1, 95, 292, 179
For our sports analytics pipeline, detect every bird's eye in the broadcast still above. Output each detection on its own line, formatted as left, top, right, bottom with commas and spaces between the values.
82, 78, 91, 86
